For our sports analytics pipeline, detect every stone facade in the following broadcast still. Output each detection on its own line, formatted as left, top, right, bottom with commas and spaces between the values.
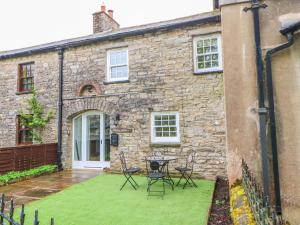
0, 20, 226, 179
61, 23, 226, 179
0, 52, 59, 147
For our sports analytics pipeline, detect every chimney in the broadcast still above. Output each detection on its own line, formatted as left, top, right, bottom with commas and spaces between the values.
93, 3, 120, 34
101, 4, 106, 12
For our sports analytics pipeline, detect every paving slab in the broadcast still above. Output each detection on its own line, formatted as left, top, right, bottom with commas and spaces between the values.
0, 169, 101, 208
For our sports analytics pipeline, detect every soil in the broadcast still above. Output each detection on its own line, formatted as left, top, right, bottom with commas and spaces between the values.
208, 177, 233, 225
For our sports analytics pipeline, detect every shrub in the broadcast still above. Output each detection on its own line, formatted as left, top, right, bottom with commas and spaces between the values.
0, 165, 57, 184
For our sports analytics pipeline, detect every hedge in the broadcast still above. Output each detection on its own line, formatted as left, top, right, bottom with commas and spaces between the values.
0, 165, 57, 184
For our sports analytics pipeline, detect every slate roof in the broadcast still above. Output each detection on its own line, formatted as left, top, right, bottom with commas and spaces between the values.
0, 11, 220, 59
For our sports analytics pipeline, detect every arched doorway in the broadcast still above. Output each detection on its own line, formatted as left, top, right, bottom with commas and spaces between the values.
72, 111, 110, 169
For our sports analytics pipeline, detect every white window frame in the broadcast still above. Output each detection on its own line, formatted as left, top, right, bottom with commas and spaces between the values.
193, 33, 222, 73
151, 112, 180, 144
107, 48, 129, 82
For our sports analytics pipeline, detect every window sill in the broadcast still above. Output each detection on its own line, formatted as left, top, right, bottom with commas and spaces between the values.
194, 70, 223, 75
16, 91, 33, 95
150, 143, 181, 147
103, 80, 130, 85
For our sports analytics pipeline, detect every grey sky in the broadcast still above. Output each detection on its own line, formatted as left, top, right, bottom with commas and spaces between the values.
0, 0, 212, 51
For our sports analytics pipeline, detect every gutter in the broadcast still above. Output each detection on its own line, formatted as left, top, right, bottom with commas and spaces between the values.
0, 15, 220, 60
57, 48, 64, 171
265, 24, 300, 214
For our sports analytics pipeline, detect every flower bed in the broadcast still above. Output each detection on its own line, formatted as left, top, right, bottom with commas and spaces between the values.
0, 165, 57, 186
208, 177, 232, 225
230, 183, 255, 225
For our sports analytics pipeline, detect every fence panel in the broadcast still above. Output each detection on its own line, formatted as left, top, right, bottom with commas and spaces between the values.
0, 143, 57, 174
0, 149, 14, 173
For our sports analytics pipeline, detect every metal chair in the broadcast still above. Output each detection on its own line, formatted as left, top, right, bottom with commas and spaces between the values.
175, 150, 198, 189
119, 151, 141, 191
145, 159, 166, 198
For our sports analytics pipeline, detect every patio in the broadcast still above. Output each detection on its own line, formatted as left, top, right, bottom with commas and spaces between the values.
0, 169, 100, 207
7, 172, 215, 225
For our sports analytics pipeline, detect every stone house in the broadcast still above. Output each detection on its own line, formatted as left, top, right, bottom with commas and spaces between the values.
0, 6, 226, 179
0, 0, 299, 224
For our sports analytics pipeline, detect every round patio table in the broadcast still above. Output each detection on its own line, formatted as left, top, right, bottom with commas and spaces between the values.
145, 155, 178, 189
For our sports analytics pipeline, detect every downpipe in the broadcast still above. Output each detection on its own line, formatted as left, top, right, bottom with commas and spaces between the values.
265, 32, 294, 214
244, 0, 271, 201
57, 48, 64, 171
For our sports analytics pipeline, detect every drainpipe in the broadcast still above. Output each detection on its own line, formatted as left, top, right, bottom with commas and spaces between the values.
265, 21, 300, 213
244, 0, 270, 200
57, 48, 64, 171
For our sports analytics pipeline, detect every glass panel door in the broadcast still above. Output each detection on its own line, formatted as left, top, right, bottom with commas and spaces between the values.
73, 112, 110, 169
86, 115, 101, 161
74, 116, 82, 161
104, 114, 110, 161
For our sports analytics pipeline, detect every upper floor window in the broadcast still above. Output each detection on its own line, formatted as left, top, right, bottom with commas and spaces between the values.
151, 112, 180, 144
17, 116, 33, 145
193, 34, 222, 73
18, 62, 34, 92
107, 48, 129, 82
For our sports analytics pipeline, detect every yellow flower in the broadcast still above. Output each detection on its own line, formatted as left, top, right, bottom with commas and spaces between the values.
230, 184, 256, 225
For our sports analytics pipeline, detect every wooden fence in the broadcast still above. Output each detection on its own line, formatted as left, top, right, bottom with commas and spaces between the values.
0, 143, 57, 174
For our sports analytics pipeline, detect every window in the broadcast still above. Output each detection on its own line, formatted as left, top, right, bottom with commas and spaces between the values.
193, 34, 222, 73
17, 116, 33, 145
107, 48, 129, 82
18, 62, 34, 92
151, 112, 180, 144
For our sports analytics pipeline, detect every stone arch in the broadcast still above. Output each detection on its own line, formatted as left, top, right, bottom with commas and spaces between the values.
77, 81, 101, 97
62, 97, 119, 169
64, 97, 118, 120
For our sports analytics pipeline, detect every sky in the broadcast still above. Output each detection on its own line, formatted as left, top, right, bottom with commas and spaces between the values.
0, 0, 212, 51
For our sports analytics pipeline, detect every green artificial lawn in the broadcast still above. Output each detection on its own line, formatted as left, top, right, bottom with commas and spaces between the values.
19, 174, 215, 225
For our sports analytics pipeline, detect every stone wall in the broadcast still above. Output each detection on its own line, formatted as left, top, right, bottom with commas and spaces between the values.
61, 23, 227, 179
0, 22, 227, 179
0, 52, 59, 147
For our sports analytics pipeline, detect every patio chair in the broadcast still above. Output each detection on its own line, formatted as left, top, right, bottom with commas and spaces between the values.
145, 159, 166, 198
119, 151, 141, 191
175, 150, 198, 189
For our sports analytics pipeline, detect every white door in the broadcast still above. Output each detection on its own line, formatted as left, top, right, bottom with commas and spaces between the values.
73, 111, 110, 169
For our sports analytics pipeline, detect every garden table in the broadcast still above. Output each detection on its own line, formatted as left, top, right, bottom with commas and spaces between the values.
145, 155, 177, 190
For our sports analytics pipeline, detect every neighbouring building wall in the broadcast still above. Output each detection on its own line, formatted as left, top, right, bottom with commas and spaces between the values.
221, 0, 261, 183
260, 1, 300, 223
221, 0, 300, 224
60, 23, 227, 179
0, 53, 59, 147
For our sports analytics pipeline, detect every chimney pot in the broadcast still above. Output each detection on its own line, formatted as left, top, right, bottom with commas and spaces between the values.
101, 3, 106, 12
108, 9, 114, 18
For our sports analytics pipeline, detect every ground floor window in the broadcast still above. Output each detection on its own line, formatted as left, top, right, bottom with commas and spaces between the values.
151, 112, 180, 144
17, 116, 33, 145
